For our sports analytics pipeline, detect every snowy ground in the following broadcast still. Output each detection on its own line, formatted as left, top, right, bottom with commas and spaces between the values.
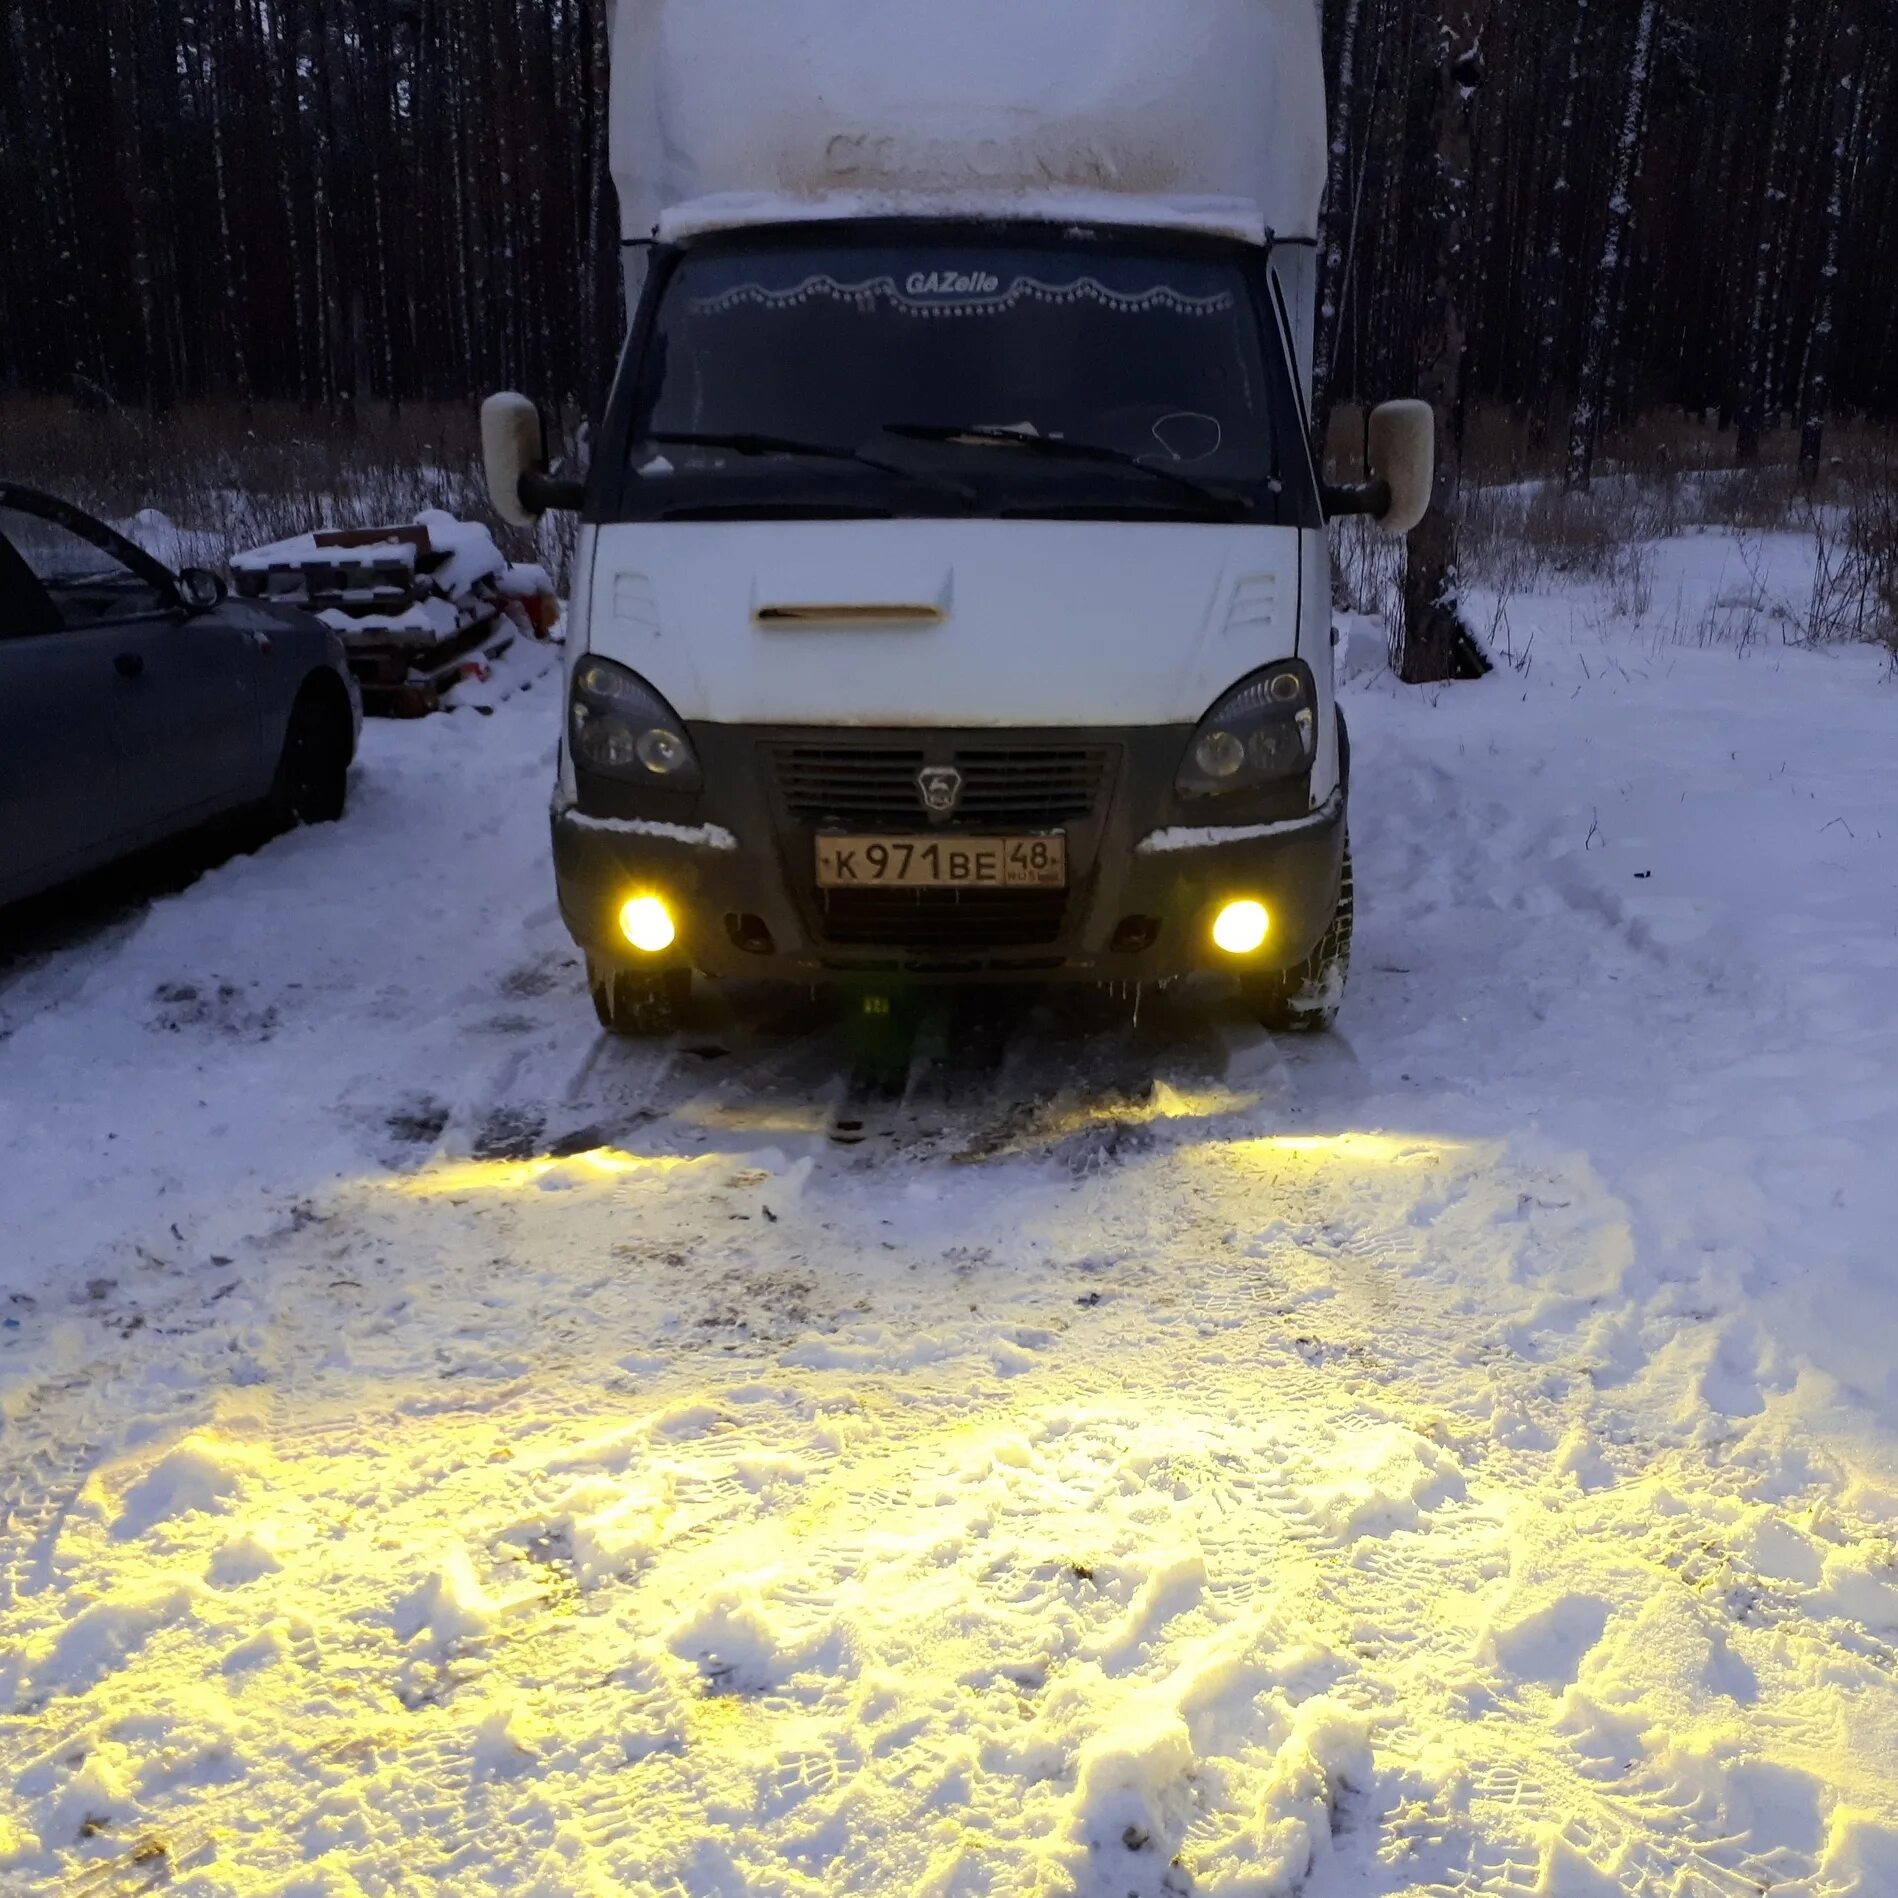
2, 528, 1896, 1896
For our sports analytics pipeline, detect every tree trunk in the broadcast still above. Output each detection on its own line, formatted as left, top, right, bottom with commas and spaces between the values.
1800, 34, 1866, 482
106, 0, 160, 406
1311, 0, 1366, 464
1567, 0, 1660, 491
585, 0, 623, 414
1399, 2, 1484, 687
2, 0, 1897, 438
209, 0, 254, 409
1528, 0, 1591, 448
1736, 0, 1802, 464
19, 4, 101, 388
265, 0, 313, 406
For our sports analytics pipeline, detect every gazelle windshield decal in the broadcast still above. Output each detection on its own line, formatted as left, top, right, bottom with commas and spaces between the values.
687, 274, 1237, 319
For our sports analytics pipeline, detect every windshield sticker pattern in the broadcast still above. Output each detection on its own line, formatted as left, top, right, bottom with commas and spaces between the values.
687, 274, 1237, 320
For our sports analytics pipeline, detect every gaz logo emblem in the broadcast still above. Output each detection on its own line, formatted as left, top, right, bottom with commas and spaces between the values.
917, 766, 964, 817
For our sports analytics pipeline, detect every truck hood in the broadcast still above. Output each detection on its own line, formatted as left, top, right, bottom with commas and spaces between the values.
585, 520, 1308, 728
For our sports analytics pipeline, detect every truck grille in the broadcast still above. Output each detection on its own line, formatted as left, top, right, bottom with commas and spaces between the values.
815, 887, 1071, 950
766, 741, 1114, 829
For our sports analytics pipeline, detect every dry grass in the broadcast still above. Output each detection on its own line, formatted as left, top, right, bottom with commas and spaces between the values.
1810, 469, 1898, 657
1328, 402, 1897, 660
9, 393, 1893, 655
0, 394, 579, 582
1327, 402, 1894, 490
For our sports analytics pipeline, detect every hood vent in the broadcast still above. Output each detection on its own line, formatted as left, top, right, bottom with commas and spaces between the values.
1223, 574, 1282, 638
754, 602, 945, 628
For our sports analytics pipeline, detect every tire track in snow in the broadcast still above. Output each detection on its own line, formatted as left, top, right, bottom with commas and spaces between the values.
0, 1383, 105, 1615
5, 1103, 1894, 1893
8, 663, 1898, 1889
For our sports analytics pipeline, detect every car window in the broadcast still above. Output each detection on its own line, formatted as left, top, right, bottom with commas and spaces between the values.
0, 506, 174, 629
0, 533, 64, 640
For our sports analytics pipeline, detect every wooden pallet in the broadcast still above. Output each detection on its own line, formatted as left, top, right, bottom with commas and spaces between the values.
354, 621, 517, 719
231, 523, 532, 716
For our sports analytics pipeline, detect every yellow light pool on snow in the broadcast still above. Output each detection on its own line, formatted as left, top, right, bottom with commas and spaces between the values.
618, 894, 677, 955
395, 1146, 704, 1196
1212, 900, 1271, 956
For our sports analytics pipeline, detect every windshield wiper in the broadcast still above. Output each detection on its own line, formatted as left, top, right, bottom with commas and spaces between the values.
643, 431, 975, 505
882, 423, 1254, 516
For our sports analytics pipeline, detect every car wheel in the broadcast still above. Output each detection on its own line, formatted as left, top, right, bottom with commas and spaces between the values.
1242, 843, 1354, 1034
588, 958, 690, 1037
273, 685, 352, 827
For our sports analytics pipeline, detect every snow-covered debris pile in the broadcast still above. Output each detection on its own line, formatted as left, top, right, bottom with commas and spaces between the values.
232, 509, 557, 716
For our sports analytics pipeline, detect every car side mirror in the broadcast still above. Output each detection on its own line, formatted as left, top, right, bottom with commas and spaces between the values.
179, 568, 227, 613
482, 392, 584, 527
1321, 399, 1437, 537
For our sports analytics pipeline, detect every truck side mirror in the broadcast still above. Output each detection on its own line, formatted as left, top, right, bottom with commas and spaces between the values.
482, 392, 584, 527
1366, 399, 1434, 536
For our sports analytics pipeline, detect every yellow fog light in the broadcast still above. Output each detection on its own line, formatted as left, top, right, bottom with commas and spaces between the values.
1212, 900, 1271, 957
618, 895, 677, 955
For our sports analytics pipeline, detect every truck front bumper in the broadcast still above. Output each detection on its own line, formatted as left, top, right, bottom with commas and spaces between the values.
555, 726, 1346, 986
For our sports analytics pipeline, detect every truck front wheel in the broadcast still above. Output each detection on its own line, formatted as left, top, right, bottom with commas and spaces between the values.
1242, 843, 1354, 1034
588, 959, 691, 1037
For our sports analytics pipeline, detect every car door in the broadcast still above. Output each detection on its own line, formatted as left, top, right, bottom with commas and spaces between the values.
0, 532, 134, 902
0, 495, 258, 842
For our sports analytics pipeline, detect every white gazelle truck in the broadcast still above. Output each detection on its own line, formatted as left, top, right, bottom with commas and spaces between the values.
484, 0, 1431, 1036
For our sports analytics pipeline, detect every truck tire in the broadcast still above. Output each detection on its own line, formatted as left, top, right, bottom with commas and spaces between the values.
588, 958, 690, 1037
1243, 843, 1353, 1034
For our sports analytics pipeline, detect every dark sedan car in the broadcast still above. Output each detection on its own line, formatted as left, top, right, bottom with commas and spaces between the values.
0, 485, 362, 906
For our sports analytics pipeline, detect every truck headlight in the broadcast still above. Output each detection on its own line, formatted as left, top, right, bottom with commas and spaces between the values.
570, 657, 703, 792
1177, 664, 1318, 800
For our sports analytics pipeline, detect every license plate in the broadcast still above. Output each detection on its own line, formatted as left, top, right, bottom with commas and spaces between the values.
815, 834, 1067, 890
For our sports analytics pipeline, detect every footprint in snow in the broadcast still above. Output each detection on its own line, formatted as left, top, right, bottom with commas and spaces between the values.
386, 1096, 451, 1148
473, 1106, 547, 1162
149, 980, 279, 1042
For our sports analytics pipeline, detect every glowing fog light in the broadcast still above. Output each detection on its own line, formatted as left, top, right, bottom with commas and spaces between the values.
1212, 900, 1271, 956
618, 895, 678, 955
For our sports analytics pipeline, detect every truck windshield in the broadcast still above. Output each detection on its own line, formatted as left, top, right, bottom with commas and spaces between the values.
613, 234, 1316, 525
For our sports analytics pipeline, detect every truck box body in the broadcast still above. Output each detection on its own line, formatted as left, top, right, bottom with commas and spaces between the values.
610, 0, 1327, 385
539, 0, 1361, 1018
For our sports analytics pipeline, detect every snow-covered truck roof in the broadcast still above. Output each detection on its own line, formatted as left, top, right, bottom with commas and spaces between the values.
610, 0, 1327, 250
